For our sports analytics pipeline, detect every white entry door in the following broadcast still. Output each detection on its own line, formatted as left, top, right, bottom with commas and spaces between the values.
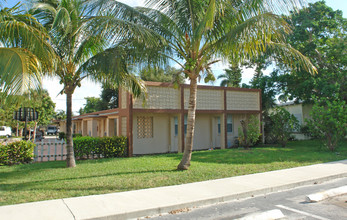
213, 117, 221, 148
170, 116, 179, 152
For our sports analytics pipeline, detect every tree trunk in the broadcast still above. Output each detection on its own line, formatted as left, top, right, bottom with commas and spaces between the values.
33, 121, 38, 142
241, 120, 249, 149
27, 126, 31, 140
177, 77, 198, 170
66, 90, 76, 168
16, 123, 19, 137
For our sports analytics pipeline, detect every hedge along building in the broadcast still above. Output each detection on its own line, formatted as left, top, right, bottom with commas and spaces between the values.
60, 82, 262, 156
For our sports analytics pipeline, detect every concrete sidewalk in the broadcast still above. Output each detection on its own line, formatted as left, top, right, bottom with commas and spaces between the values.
1, 160, 347, 220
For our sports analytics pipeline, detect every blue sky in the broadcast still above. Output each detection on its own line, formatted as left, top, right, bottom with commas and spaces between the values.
3, 0, 346, 113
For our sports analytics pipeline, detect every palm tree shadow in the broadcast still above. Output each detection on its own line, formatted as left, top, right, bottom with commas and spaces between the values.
0, 168, 181, 193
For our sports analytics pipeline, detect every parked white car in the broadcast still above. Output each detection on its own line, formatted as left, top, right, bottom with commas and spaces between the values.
0, 126, 12, 137
46, 126, 58, 135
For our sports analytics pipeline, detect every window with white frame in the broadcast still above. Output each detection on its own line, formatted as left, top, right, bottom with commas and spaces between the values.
217, 117, 221, 134
174, 117, 178, 136
227, 115, 233, 133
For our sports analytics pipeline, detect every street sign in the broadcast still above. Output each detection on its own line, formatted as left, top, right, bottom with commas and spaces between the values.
13, 107, 38, 140
13, 107, 38, 122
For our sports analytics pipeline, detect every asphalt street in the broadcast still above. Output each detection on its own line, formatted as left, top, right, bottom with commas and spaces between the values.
148, 177, 347, 220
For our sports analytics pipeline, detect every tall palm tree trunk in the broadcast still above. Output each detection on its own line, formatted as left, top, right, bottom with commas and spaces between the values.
33, 121, 38, 142
66, 89, 76, 168
178, 77, 198, 170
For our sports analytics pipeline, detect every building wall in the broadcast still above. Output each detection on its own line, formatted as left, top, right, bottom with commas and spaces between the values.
133, 86, 261, 111
121, 89, 127, 109
59, 121, 66, 133
133, 86, 180, 109
82, 121, 87, 136
121, 117, 127, 136
228, 114, 246, 147
107, 117, 118, 136
86, 120, 98, 137
302, 104, 313, 124
132, 113, 221, 154
226, 91, 260, 111
133, 113, 170, 154
98, 119, 106, 137
75, 121, 82, 134
281, 104, 304, 125
282, 103, 313, 140
169, 115, 180, 152
281, 103, 311, 121
72, 84, 261, 155
184, 89, 224, 110
191, 114, 212, 150
229, 114, 260, 147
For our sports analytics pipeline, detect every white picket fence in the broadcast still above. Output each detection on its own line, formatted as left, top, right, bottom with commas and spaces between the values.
34, 139, 67, 162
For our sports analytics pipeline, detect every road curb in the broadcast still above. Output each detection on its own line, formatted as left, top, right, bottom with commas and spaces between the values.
306, 185, 347, 202
119, 173, 347, 220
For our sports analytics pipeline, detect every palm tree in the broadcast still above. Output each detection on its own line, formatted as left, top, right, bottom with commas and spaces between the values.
32, 0, 161, 167
0, 2, 55, 100
218, 62, 242, 88
137, 0, 316, 170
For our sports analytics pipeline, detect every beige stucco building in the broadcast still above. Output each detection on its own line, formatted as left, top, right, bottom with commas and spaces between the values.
60, 82, 262, 156
277, 102, 313, 140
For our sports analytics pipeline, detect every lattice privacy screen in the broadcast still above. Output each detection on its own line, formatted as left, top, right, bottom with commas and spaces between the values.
137, 116, 153, 138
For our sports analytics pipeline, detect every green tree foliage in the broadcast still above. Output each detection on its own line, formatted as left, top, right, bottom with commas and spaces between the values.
242, 71, 281, 143
268, 107, 300, 147
0, 3, 55, 99
218, 62, 242, 88
79, 65, 185, 115
306, 97, 347, 151
139, 0, 315, 170
244, 71, 280, 112
243, 53, 272, 80
0, 101, 21, 130
139, 66, 184, 83
79, 97, 105, 115
25, 89, 55, 127
277, 1, 347, 102
79, 85, 119, 115
54, 110, 67, 120
101, 86, 118, 109
238, 115, 261, 149
0, 90, 55, 137
30, 0, 160, 167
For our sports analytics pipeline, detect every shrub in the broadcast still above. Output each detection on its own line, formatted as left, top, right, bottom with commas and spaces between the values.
73, 133, 83, 138
73, 136, 127, 159
0, 141, 35, 165
238, 115, 261, 149
58, 132, 66, 140
268, 107, 300, 147
306, 97, 347, 151
73, 136, 96, 159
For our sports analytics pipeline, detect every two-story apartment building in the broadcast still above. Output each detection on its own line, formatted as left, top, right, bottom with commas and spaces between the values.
60, 82, 262, 156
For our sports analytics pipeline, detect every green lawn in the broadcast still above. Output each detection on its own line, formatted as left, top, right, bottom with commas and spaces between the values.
1, 139, 346, 206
